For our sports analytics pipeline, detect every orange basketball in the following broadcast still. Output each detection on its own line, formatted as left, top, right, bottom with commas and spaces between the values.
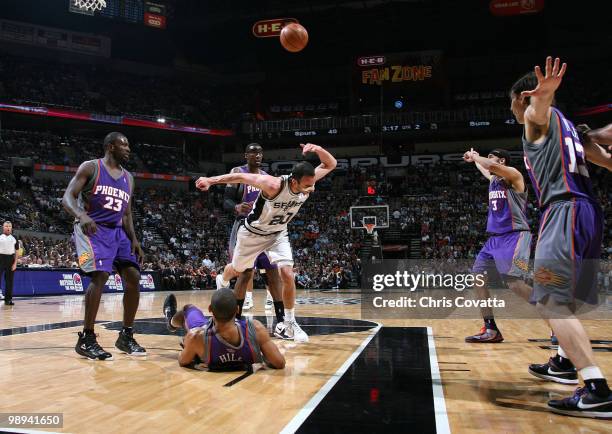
280, 23, 309, 53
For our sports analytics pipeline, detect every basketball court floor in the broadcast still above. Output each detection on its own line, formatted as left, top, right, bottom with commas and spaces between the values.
1, 289, 611, 433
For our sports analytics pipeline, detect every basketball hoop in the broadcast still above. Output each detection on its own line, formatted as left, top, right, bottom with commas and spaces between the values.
74, 0, 107, 11
364, 223, 375, 235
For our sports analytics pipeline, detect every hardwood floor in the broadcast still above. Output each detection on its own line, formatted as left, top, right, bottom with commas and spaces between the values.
1, 290, 611, 433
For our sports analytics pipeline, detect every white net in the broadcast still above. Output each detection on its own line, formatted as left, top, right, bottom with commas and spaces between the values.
74, 0, 107, 11
363, 216, 376, 235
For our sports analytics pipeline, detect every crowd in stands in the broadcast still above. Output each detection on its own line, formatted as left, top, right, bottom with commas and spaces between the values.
0, 55, 246, 128
2, 154, 611, 290
0, 129, 198, 174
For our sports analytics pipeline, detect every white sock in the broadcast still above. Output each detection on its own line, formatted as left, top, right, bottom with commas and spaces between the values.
579, 366, 604, 381
266, 290, 272, 300
285, 308, 295, 322
557, 346, 568, 359
245, 292, 253, 301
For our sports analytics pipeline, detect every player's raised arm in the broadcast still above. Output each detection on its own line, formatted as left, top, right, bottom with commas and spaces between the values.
253, 320, 285, 369
62, 161, 97, 235
468, 150, 525, 191
300, 143, 337, 181
196, 172, 282, 198
521, 56, 567, 141
464, 148, 492, 180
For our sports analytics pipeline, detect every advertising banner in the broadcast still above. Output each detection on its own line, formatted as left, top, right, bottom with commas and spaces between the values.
11, 269, 160, 296
354, 50, 446, 107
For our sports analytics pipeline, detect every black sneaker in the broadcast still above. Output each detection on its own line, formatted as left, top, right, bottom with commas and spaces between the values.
4, 300, 14, 306
115, 329, 147, 356
163, 294, 178, 332
528, 357, 578, 384
75, 331, 113, 361
548, 387, 612, 419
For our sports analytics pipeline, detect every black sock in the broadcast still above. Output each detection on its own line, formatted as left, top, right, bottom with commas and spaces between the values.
237, 299, 244, 319
552, 354, 574, 370
484, 317, 497, 331
584, 378, 611, 398
83, 328, 95, 335
122, 326, 133, 335
274, 301, 285, 323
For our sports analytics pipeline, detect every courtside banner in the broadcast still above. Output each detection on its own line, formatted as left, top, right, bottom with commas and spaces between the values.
12, 269, 160, 296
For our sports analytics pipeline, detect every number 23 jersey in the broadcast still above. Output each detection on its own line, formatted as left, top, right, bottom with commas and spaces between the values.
244, 175, 309, 235
79, 159, 132, 227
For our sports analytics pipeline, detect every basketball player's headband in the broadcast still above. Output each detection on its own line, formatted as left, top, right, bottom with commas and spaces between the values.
490, 149, 511, 165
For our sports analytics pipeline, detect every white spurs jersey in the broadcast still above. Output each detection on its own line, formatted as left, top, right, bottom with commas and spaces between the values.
244, 175, 309, 235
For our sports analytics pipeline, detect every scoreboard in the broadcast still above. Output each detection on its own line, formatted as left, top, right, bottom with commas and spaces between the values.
250, 118, 520, 140
98, 0, 144, 24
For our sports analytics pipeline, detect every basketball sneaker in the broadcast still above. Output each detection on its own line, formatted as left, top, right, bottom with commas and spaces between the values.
265, 292, 273, 311
528, 357, 578, 384
75, 331, 113, 361
243, 295, 254, 311
274, 320, 309, 343
548, 386, 612, 419
465, 326, 504, 343
115, 329, 147, 356
163, 293, 178, 332
216, 274, 230, 290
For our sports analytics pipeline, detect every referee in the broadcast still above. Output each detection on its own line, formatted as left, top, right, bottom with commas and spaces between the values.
0, 221, 20, 306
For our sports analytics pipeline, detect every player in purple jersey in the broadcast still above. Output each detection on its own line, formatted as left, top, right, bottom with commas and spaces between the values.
162, 289, 285, 371
462, 148, 533, 343
220, 143, 283, 320
62, 132, 146, 360
509, 57, 612, 418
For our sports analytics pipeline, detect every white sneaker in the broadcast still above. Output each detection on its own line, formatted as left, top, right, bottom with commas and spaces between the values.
274, 320, 309, 343
0, 293, 4, 300
216, 274, 229, 290
243, 297, 254, 311
289, 320, 309, 343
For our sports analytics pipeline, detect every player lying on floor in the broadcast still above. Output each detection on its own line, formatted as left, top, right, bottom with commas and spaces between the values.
163, 289, 285, 370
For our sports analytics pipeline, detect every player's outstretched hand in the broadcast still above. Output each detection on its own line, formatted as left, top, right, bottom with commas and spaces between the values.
463, 148, 479, 163
300, 143, 321, 154
521, 56, 567, 99
195, 177, 212, 191
79, 214, 97, 235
